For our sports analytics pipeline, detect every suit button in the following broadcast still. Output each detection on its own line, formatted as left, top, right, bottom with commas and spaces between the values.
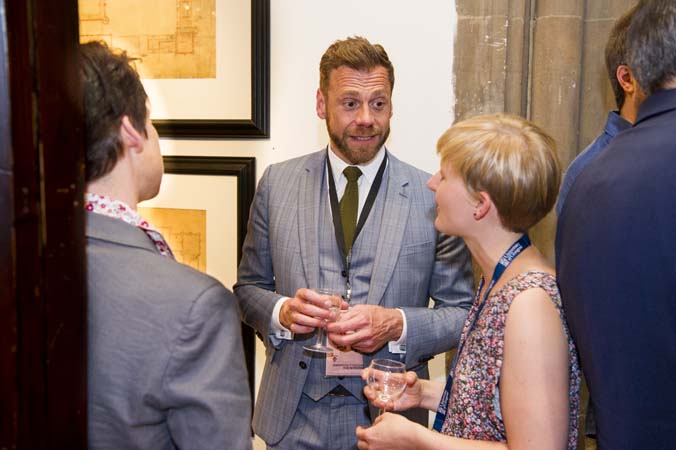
338, 376, 344, 380
341, 270, 347, 277
299, 361, 307, 370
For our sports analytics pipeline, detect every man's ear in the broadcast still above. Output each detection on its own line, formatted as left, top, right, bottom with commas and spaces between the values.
316, 88, 326, 119
616, 65, 636, 95
119, 116, 143, 153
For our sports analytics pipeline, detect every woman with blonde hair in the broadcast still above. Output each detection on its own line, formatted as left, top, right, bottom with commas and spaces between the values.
356, 114, 580, 450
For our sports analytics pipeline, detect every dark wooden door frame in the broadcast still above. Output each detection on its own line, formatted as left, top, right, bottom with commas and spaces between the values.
0, 0, 87, 448
0, 0, 18, 443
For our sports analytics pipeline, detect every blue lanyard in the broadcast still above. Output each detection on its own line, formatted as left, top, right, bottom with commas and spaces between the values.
432, 234, 531, 432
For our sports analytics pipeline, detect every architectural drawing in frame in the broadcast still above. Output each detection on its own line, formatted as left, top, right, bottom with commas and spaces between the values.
78, 0, 216, 79
137, 207, 207, 272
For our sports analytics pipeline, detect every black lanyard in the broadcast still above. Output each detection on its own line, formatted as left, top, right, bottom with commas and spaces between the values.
432, 234, 531, 431
326, 150, 388, 301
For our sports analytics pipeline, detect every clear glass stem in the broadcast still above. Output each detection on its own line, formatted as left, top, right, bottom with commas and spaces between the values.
315, 327, 327, 347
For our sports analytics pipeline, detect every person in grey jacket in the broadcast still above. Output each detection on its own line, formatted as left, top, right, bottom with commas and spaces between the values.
81, 40, 252, 450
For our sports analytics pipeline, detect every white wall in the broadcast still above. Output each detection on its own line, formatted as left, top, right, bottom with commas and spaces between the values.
157, 0, 457, 438
160, 0, 457, 176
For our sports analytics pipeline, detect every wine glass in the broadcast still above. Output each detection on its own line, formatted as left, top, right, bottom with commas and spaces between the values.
302, 288, 342, 353
367, 358, 407, 416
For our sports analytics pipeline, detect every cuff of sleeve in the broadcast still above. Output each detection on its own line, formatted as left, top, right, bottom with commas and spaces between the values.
388, 308, 407, 353
271, 297, 294, 340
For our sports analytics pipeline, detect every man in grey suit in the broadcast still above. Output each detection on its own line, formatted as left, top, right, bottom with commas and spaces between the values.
235, 36, 474, 450
81, 41, 252, 450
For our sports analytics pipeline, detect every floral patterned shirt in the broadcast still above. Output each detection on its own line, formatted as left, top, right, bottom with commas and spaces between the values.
85, 193, 175, 259
440, 271, 581, 449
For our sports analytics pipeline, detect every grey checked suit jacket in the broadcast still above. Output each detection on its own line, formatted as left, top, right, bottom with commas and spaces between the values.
87, 212, 252, 450
235, 149, 474, 445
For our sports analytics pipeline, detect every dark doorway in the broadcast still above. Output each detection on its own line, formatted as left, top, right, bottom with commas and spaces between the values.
0, 0, 87, 448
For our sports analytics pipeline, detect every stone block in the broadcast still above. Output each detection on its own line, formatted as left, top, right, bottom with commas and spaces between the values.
508, 0, 529, 19
578, 21, 617, 154
537, 0, 584, 18
457, 0, 508, 18
454, 16, 509, 119
530, 16, 584, 165
505, 16, 527, 115
530, 211, 557, 264
585, 0, 637, 20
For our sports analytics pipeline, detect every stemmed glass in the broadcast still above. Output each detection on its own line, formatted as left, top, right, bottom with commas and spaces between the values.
367, 358, 407, 416
302, 288, 342, 353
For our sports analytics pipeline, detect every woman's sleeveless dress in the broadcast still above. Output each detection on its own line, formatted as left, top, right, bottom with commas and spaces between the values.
440, 271, 581, 450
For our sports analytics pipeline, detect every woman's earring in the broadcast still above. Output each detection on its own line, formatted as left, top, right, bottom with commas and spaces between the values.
473, 211, 479, 219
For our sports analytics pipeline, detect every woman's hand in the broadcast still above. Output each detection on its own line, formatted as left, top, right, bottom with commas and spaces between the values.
356, 413, 423, 450
361, 368, 423, 411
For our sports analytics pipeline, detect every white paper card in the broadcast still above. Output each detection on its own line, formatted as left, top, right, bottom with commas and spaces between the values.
326, 346, 364, 376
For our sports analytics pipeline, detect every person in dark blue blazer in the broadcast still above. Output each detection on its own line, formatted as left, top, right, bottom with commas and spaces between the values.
556, 1, 676, 448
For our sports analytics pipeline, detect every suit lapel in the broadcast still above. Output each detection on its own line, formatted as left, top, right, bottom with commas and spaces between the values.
366, 154, 410, 305
298, 151, 326, 290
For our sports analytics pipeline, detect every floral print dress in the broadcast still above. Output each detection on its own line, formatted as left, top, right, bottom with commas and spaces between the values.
440, 271, 581, 449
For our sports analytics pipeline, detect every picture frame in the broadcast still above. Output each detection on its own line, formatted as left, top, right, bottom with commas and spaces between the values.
79, 0, 270, 139
154, 0, 269, 138
139, 156, 257, 402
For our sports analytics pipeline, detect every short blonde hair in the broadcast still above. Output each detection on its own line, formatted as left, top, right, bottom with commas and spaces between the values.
436, 114, 560, 233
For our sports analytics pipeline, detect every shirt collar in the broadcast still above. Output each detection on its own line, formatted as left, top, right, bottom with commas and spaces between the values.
84, 192, 175, 258
604, 110, 632, 138
326, 144, 387, 185
85, 193, 144, 227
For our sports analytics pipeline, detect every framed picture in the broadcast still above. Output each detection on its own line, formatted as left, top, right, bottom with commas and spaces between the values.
79, 0, 270, 138
138, 156, 257, 402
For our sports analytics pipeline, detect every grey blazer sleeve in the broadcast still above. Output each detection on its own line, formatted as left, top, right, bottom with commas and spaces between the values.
160, 283, 252, 450
234, 165, 284, 340
401, 231, 474, 367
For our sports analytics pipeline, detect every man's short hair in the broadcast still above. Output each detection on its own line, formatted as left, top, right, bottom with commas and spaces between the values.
436, 114, 560, 233
319, 36, 395, 96
80, 41, 148, 182
605, 5, 638, 109
627, 0, 676, 96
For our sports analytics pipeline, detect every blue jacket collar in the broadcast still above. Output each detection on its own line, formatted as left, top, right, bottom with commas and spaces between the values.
635, 88, 676, 125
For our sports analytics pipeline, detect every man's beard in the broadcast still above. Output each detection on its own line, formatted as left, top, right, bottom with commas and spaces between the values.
328, 122, 390, 165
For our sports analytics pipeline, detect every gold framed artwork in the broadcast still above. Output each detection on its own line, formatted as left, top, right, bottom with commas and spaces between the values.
79, 0, 217, 79
78, 0, 269, 138
136, 207, 207, 272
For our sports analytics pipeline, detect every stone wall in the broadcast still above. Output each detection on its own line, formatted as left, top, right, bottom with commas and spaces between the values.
454, 0, 636, 262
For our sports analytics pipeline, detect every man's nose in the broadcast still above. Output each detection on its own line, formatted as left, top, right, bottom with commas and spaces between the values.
355, 104, 374, 126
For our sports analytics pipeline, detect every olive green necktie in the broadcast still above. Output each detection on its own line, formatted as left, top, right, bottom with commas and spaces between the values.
340, 166, 362, 253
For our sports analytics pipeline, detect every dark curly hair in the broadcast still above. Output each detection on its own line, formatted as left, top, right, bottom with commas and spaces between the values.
80, 41, 148, 182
